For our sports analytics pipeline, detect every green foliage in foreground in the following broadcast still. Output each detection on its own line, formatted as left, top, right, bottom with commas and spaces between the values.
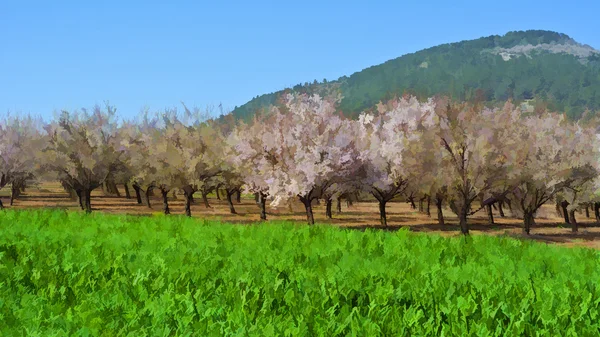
1, 210, 600, 336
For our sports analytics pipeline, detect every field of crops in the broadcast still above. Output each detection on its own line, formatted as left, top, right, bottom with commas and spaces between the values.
1, 210, 600, 336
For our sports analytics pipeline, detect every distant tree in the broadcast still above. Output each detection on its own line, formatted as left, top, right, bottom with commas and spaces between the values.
505, 112, 598, 233
121, 112, 160, 207
226, 119, 273, 220
403, 110, 452, 224
0, 114, 46, 209
265, 93, 360, 225
434, 99, 518, 234
321, 182, 358, 219
132, 111, 189, 215
180, 119, 224, 217
356, 96, 437, 227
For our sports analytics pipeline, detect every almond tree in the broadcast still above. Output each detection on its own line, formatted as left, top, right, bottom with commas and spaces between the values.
121, 113, 162, 207
587, 179, 600, 224
434, 99, 518, 234
41, 104, 124, 213
405, 147, 451, 225
129, 108, 222, 216
180, 119, 224, 217
402, 108, 452, 223
555, 122, 600, 232
465, 102, 525, 224
129, 111, 190, 215
202, 120, 244, 215
504, 113, 598, 233
194, 176, 219, 209
321, 182, 358, 219
228, 114, 285, 220
0, 114, 46, 209
107, 159, 134, 199
579, 114, 600, 223
228, 120, 270, 219
562, 179, 598, 232
216, 170, 244, 214
105, 122, 139, 200
265, 93, 359, 225
356, 96, 436, 227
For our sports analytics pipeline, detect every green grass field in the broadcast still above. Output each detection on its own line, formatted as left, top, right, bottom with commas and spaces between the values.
1, 210, 599, 336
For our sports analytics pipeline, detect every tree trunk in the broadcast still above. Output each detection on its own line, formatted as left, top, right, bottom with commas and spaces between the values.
435, 197, 444, 226
216, 188, 221, 200
418, 198, 424, 213
254, 192, 259, 205
585, 205, 590, 218
523, 211, 535, 235
425, 196, 431, 217
161, 190, 170, 215
14, 182, 23, 199
68, 187, 77, 200
561, 201, 570, 224
124, 184, 131, 199
202, 192, 211, 209
569, 210, 578, 232
226, 190, 237, 214
486, 204, 494, 224
10, 185, 17, 206
459, 205, 469, 235
184, 191, 193, 217
379, 199, 388, 227
408, 197, 416, 209
259, 193, 267, 220
111, 181, 121, 197
133, 184, 142, 204
300, 197, 315, 225
325, 198, 333, 219
76, 189, 84, 210
84, 189, 92, 214
336, 197, 342, 214
0, 198, 4, 210
595, 202, 600, 223
235, 190, 241, 203
498, 201, 505, 217
145, 187, 153, 209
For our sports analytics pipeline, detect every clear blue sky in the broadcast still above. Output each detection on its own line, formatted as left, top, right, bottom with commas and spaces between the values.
1, 0, 599, 119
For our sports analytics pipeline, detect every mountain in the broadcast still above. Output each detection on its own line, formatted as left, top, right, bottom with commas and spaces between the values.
230, 30, 600, 120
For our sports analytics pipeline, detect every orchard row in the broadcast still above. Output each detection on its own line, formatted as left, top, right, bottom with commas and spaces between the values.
1, 93, 599, 235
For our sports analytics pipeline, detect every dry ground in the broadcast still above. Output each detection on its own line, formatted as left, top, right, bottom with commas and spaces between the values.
2, 182, 600, 250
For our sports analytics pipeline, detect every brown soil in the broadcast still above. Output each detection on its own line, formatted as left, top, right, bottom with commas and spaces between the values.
2, 182, 600, 250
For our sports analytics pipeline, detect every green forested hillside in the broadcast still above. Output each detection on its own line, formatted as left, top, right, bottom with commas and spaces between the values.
231, 30, 600, 120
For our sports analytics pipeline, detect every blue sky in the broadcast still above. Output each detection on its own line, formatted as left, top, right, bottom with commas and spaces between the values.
1, 0, 598, 119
